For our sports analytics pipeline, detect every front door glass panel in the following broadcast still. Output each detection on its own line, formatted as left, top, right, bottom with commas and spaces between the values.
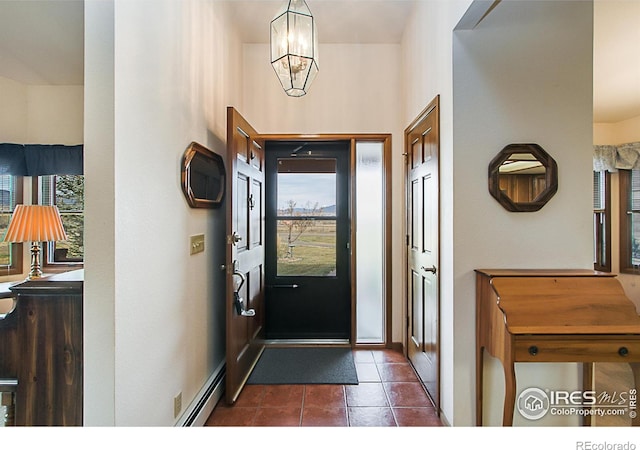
276, 158, 337, 277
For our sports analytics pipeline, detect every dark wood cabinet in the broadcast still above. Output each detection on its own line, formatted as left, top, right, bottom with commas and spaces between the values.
0, 270, 83, 426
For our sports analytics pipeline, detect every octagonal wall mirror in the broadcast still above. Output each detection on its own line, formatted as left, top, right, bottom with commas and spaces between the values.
181, 141, 226, 208
488, 143, 558, 212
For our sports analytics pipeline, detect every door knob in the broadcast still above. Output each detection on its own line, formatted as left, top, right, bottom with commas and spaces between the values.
228, 232, 243, 246
421, 265, 437, 275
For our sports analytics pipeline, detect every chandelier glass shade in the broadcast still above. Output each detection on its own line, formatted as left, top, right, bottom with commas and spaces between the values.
270, 0, 319, 97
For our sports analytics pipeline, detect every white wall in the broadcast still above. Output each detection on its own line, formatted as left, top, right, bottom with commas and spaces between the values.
26, 86, 83, 144
0, 76, 28, 142
84, 0, 242, 425
594, 115, 640, 146
401, 0, 474, 426
242, 43, 405, 343
0, 77, 83, 145
452, 0, 594, 426
84, 0, 115, 425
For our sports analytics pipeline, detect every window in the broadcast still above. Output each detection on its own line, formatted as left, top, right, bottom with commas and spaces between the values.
619, 169, 640, 274
593, 171, 611, 272
0, 175, 23, 274
276, 158, 337, 276
33, 175, 84, 266
356, 141, 385, 343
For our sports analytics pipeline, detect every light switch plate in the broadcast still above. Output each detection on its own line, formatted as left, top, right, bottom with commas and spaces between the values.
190, 234, 205, 255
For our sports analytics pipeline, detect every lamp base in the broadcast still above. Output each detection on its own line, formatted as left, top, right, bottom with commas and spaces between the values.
28, 242, 43, 280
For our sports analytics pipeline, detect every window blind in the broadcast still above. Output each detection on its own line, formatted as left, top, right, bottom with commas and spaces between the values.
593, 171, 604, 210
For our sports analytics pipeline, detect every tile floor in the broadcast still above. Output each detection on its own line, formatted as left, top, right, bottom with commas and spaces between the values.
205, 348, 442, 427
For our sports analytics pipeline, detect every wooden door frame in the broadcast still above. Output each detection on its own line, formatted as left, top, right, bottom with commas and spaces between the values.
260, 133, 392, 348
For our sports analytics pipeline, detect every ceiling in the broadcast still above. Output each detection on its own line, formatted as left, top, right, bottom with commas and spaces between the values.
0, 0, 84, 85
0, 0, 637, 123
224, 0, 414, 44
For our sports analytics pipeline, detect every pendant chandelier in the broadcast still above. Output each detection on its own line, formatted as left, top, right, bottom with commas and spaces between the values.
270, 0, 319, 97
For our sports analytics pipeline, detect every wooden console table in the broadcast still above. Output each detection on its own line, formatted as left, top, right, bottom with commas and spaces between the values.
0, 270, 83, 425
475, 269, 640, 426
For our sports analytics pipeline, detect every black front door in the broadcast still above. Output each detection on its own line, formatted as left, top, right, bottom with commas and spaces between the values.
265, 141, 350, 339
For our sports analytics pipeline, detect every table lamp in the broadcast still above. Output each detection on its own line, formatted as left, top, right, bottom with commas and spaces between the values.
2, 205, 68, 280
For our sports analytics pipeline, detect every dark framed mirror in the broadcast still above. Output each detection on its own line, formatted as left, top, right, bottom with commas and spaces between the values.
488, 143, 558, 212
181, 141, 225, 208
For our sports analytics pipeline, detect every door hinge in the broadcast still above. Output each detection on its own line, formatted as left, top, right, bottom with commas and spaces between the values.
406, 235, 409, 246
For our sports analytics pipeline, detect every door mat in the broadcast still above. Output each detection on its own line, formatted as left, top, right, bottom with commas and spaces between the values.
247, 347, 359, 385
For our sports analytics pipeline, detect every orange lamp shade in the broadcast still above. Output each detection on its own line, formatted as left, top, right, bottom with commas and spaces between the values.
3, 205, 68, 243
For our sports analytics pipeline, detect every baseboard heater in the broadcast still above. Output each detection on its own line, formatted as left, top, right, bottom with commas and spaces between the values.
176, 361, 225, 427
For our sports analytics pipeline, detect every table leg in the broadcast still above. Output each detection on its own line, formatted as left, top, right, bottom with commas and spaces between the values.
476, 345, 484, 426
503, 362, 516, 426
582, 362, 594, 426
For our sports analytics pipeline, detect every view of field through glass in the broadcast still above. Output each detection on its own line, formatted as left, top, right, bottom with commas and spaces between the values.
277, 158, 337, 276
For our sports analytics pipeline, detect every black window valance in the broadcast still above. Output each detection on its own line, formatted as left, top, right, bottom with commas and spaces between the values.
0, 143, 83, 176
0, 143, 28, 175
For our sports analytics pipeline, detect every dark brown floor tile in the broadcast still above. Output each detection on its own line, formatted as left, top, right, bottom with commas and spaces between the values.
348, 407, 396, 426
377, 363, 418, 382
384, 382, 431, 407
372, 349, 407, 364
393, 407, 442, 426
345, 383, 388, 407
234, 385, 265, 407
352, 350, 375, 363
304, 385, 345, 408
253, 406, 302, 426
301, 407, 348, 426
206, 406, 258, 426
262, 384, 304, 408
356, 363, 381, 382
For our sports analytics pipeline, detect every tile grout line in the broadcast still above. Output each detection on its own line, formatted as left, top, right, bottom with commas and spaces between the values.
348, 349, 374, 426
345, 352, 359, 426
251, 385, 266, 426
376, 358, 400, 426
343, 384, 350, 426
299, 385, 306, 426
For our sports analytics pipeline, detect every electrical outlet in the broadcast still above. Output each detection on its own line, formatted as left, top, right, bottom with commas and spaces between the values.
190, 234, 205, 255
174, 392, 182, 418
